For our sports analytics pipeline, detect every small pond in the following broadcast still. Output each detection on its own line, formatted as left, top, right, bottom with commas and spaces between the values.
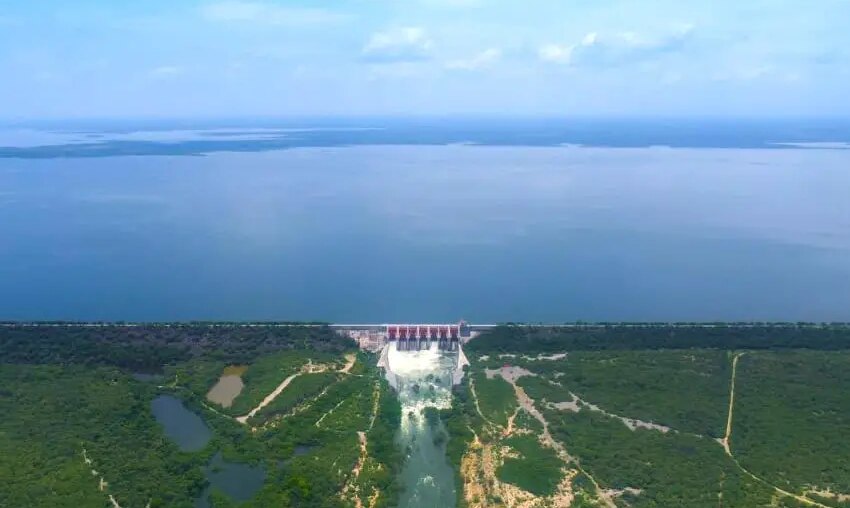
277, 444, 316, 469
205, 374, 244, 408
196, 452, 266, 508
293, 444, 314, 456
150, 395, 211, 452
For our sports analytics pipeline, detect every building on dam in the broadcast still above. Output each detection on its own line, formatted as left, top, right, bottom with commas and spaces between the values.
332, 321, 485, 352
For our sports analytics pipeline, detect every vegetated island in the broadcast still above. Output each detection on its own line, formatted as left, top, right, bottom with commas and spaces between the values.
2, 322, 850, 508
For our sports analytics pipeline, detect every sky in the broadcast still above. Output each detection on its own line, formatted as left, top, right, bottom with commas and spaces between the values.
0, 0, 848, 119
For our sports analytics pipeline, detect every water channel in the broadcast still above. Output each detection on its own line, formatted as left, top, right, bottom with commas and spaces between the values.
385, 344, 458, 507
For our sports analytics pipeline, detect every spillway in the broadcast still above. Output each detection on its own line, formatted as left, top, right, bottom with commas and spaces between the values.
384, 342, 458, 507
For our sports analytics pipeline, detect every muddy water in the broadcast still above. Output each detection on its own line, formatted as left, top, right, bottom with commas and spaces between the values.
206, 375, 244, 408
386, 344, 457, 507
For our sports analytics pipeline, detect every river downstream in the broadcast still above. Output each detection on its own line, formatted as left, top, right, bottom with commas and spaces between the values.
385, 344, 458, 507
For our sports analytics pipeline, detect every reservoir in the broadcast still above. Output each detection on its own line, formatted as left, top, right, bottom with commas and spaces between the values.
150, 395, 211, 452
2, 127, 850, 322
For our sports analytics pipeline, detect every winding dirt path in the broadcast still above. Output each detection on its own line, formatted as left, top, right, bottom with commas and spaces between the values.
237, 356, 354, 425
368, 381, 381, 431
340, 353, 357, 374
343, 381, 384, 508
81, 448, 123, 508
490, 369, 616, 508
503, 406, 521, 437
236, 372, 301, 424
315, 400, 345, 427
349, 431, 371, 508
468, 377, 495, 427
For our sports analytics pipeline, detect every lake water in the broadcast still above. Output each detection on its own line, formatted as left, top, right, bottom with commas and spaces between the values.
132, 372, 164, 382
196, 452, 266, 508
2, 121, 850, 322
150, 395, 211, 452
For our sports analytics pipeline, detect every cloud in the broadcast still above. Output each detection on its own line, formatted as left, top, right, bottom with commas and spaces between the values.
150, 66, 184, 77
202, 1, 347, 26
712, 65, 774, 82
446, 48, 501, 70
362, 27, 434, 63
538, 44, 574, 64
540, 25, 695, 66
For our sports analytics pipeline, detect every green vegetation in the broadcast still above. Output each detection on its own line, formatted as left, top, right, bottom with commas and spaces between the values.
469, 324, 850, 354
361, 379, 404, 507
471, 371, 517, 426
232, 369, 399, 507
0, 365, 205, 508
496, 433, 563, 496
250, 372, 341, 425
734, 351, 850, 495
515, 350, 731, 437
7, 322, 850, 507
225, 350, 337, 416
545, 407, 778, 507
450, 325, 850, 507
0, 324, 402, 508
0, 323, 352, 371
165, 360, 227, 398
440, 379, 484, 507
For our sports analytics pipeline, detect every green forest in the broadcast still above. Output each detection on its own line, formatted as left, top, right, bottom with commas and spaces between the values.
0, 324, 400, 508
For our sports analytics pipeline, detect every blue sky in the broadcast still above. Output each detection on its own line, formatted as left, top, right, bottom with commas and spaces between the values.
1, 0, 848, 118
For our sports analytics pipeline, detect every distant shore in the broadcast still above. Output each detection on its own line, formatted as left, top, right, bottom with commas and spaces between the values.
3, 321, 850, 327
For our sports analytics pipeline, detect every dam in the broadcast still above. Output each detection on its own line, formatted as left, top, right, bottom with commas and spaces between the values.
331, 321, 490, 352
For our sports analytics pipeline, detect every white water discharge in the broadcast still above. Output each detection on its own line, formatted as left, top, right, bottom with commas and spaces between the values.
385, 343, 458, 507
